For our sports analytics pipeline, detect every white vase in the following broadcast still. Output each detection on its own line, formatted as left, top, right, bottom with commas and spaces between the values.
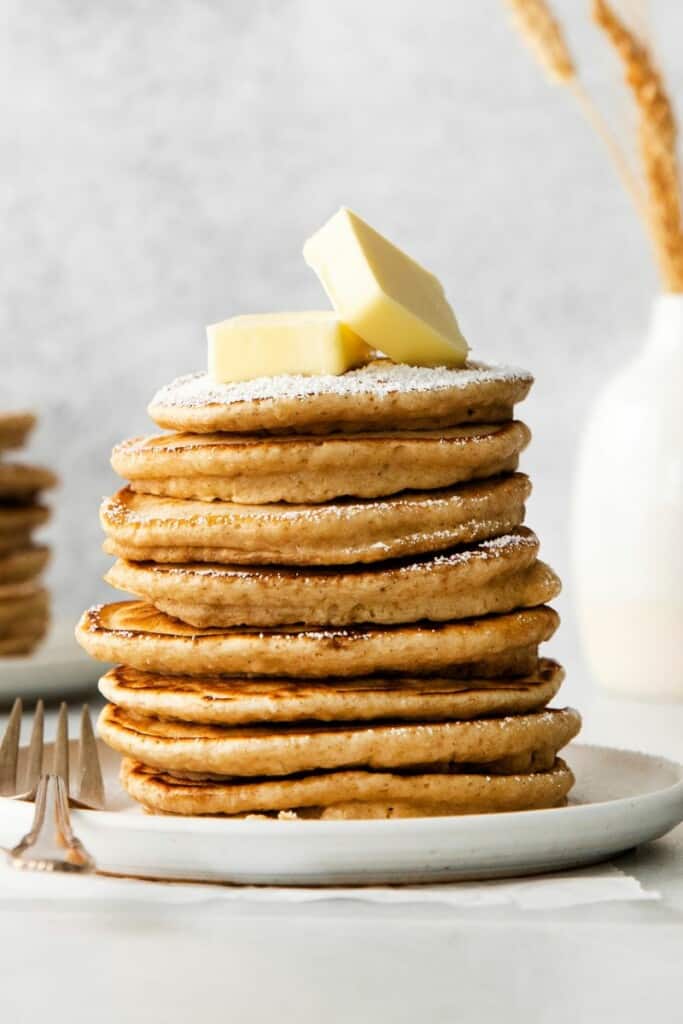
573, 294, 683, 700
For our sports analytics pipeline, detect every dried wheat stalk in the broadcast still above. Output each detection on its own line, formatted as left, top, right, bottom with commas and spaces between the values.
504, 0, 645, 219
593, 0, 683, 290
504, 0, 575, 81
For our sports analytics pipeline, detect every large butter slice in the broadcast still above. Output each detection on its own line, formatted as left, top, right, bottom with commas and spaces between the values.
304, 208, 468, 368
207, 312, 371, 384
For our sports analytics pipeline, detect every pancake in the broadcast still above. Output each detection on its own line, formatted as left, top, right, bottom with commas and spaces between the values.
0, 545, 50, 585
76, 601, 559, 677
148, 360, 533, 435
112, 421, 531, 504
0, 464, 58, 500
0, 609, 49, 639
98, 657, 565, 724
109, 561, 559, 630
0, 412, 35, 452
100, 473, 532, 566
0, 583, 49, 630
0, 503, 50, 540
104, 530, 561, 628
99, 703, 580, 776
0, 615, 49, 655
0, 531, 32, 555
121, 757, 574, 817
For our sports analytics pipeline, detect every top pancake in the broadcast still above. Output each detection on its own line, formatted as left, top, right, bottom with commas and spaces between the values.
0, 412, 36, 452
121, 756, 575, 818
148, 360, 533, 435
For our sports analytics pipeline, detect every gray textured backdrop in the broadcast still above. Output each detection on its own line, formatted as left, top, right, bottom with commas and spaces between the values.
3, 1, 681, 693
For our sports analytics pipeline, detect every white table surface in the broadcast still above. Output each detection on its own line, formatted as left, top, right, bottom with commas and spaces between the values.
0, 686, 682, 1023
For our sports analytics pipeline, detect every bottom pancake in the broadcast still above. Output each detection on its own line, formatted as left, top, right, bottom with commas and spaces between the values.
121, 757, 575, 818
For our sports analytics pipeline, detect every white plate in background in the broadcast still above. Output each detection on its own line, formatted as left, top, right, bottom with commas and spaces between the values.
0, 743, 680, 885
0, 622, 100, 702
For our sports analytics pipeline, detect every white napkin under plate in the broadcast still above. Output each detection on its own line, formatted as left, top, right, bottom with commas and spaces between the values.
0, 861, 658, 909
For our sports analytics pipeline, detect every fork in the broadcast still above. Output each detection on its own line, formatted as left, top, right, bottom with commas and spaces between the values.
0, 700, 105, 873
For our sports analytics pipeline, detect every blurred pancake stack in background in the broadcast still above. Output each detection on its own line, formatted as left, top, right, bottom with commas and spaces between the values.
77, 360, 580, 818
0, 412, 57, 656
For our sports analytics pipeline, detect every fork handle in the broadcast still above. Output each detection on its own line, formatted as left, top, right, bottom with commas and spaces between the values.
7, 774, 95, 873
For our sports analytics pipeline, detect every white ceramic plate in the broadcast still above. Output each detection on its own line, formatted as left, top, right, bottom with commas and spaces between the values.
0, 622, 100, 702
0, 743, 681, 885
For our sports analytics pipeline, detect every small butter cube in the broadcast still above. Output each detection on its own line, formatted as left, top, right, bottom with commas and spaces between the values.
207, 311, 371, 384
303, 208, 468, 368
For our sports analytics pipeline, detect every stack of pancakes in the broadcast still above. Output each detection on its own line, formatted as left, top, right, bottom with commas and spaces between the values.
76, 360, 580, 818
0, 412, 57, 655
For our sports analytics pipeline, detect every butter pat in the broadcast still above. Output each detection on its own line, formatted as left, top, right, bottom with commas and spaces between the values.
207, 312, 371, 384
303, 208, 468, 368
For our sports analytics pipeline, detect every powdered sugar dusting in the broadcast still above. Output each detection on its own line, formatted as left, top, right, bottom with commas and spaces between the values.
425, 530, 536, 569
150, 361, 532, 409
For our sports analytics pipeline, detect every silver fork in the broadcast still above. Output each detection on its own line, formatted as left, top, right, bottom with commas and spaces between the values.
0, 699, 105, 873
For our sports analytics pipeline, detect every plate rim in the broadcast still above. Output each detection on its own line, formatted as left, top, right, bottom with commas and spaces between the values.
12, 741, 680, 837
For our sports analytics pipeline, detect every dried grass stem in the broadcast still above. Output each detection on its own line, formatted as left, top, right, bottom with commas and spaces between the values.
593, 0, 683, 290
505, 0, 645, 223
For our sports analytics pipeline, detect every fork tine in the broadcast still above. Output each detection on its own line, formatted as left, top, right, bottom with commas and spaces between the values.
53, 702, 69, 796
0, 699, 22, 796
24, 700, 44, 793
78, 705, 104, 810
